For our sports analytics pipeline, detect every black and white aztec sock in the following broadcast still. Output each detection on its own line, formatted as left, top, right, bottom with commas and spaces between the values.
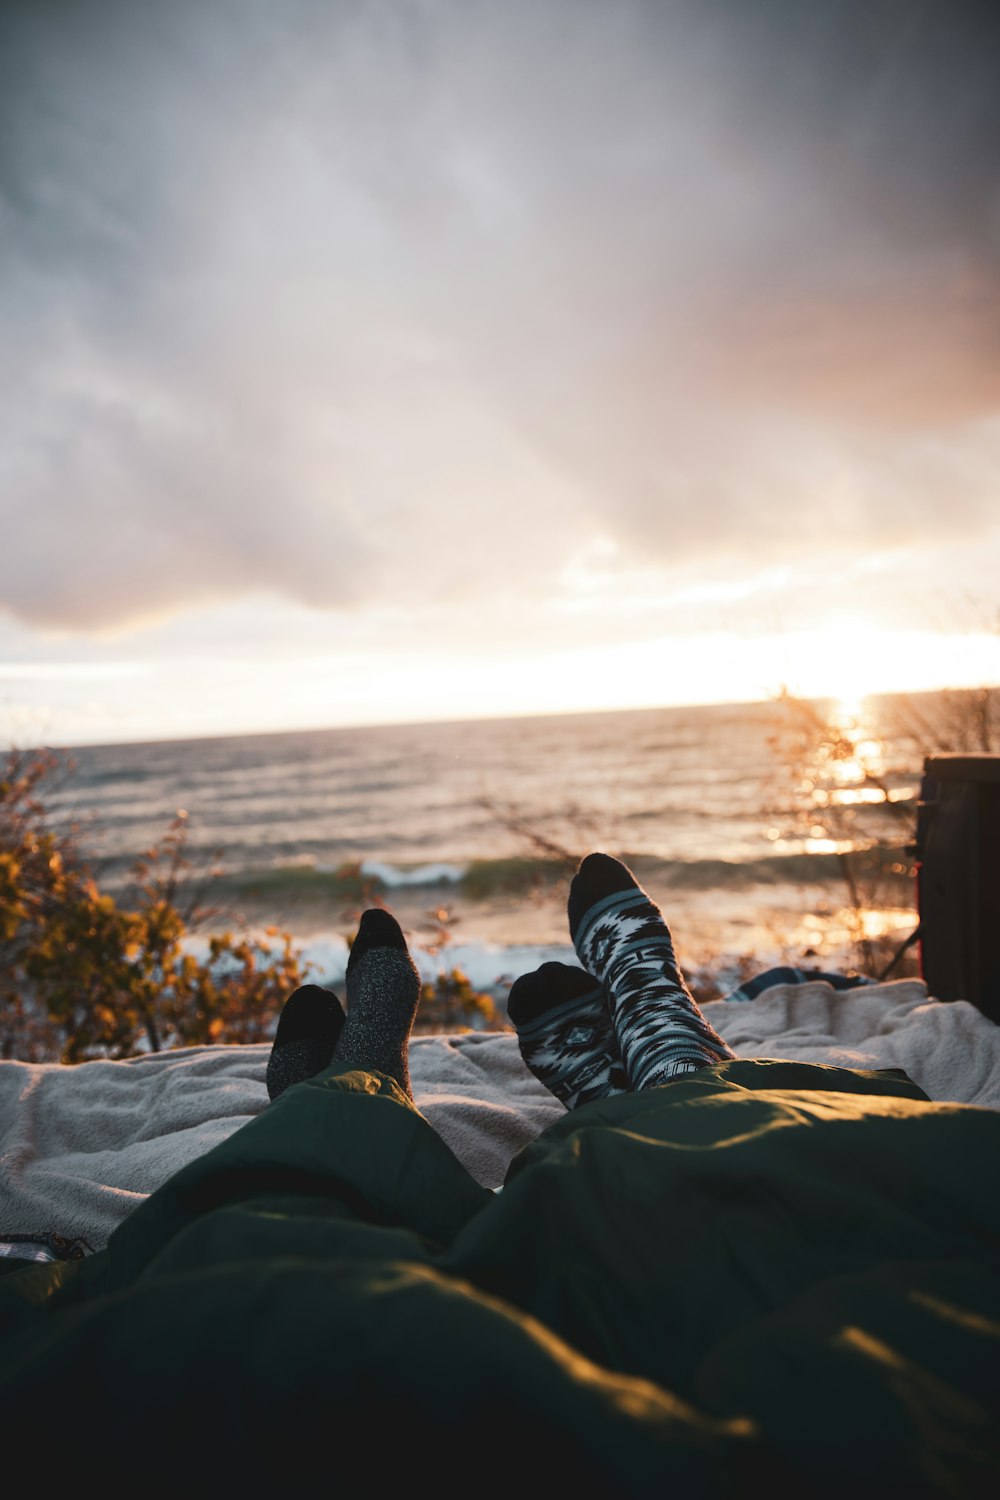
568, 852, 735, 1091
266, 984, 346, 1101
507, 960, 630, 1110
335, 908, 421, 1099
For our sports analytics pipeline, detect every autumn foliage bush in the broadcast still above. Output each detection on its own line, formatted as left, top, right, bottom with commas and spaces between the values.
0, 747, 311, 1062
0, 747, 504, 1064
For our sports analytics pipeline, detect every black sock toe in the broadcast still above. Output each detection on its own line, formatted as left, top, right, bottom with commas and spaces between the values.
347, 908, 409, 974
507, 961, 601, 1026
567, 852, 641, 940
267, 984, 345, 1101
272, 984, 346, 1047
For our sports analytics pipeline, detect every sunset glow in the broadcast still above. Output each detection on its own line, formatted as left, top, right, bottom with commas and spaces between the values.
2, 3, 998, 748
2, 622, 998, 748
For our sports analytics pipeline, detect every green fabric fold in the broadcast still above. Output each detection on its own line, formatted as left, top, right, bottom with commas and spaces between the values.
1, 1057, 998, 1496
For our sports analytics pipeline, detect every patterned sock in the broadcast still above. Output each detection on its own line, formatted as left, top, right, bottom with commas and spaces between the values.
568, 852, 735, 1090
507, 960, 630, 1110
266, 984, 346, 1101
335, 908, 421, 1099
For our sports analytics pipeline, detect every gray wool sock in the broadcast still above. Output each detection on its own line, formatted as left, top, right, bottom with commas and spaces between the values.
335, 908, 421, 1098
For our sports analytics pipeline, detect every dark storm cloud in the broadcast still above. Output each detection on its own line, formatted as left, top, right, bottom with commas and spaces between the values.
1, 0, 998, 632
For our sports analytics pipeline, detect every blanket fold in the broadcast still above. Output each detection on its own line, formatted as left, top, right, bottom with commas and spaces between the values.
2, 976, 999, 1256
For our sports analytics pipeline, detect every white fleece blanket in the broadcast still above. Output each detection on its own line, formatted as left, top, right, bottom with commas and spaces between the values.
2, 978, 998, 1253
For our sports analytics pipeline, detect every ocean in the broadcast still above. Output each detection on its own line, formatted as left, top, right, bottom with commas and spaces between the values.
35, 690, 941, 999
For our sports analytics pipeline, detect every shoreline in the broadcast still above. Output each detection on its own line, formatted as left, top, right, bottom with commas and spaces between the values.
199, 870, 922, 1004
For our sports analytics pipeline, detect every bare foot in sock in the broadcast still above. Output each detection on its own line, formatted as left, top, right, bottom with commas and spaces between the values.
334, 908, 422, 1098
266, 984, 346, 1101
507, 960, 629, 1109
568, 852, 735, 1090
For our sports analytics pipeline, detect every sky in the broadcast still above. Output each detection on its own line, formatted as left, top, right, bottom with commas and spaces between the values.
2, 0, 1000, 747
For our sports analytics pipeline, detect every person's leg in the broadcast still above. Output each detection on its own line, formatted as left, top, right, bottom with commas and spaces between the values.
266, 984, 345, 1101
507, 960, 629, 1109
105, 908, 474, 1287
335, 907, 422, 1099
568, 852, 735, 1090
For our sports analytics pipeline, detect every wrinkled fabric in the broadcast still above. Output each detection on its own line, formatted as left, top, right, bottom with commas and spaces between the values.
1, 1058, 998, 1497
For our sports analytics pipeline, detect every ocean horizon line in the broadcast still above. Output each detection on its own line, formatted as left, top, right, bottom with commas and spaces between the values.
15, 681, 978, 757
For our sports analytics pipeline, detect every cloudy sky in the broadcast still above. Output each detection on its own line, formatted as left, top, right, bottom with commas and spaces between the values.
2, 0, 999, 746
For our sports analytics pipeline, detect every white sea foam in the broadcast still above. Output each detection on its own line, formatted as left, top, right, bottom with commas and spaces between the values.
180, 920, 880, 1022
303, 935, 577, 997
359, 859, 468, 887
183, 928, 575, 1000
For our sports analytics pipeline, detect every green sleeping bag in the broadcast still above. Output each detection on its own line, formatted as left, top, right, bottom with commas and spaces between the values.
1, 1057, 998, 1497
